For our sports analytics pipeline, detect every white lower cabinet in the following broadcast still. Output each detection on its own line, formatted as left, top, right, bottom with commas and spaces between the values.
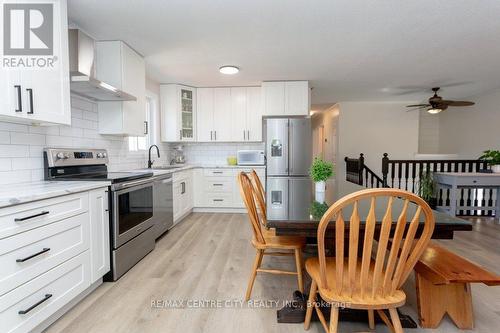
193, 167, 265, 209
173, 170, 193, 223
0, 187, 110, 333
89, 189, 110, 283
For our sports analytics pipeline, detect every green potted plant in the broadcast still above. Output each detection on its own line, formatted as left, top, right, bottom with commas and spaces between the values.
418, 169, 436, 208
309, 200, 329, 219
309, 157, 334, 193
479, 150, 500, 173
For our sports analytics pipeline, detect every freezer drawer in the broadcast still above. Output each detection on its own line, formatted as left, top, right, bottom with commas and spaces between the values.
289, 177, 312, 220
266, 177, 289, 220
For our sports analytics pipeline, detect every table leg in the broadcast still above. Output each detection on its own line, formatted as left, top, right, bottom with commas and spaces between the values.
449, 184, 457, 216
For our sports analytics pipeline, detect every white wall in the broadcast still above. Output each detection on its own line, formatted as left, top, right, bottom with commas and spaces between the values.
438, 88, 500, 158
335, 101, 419, 198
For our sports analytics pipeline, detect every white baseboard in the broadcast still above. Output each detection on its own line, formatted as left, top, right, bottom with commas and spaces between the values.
193, 207, 246, 213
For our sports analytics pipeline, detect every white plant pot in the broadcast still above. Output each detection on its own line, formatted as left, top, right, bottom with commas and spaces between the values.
315, 191, 325, 204
315, 181, 326, 192
492, 165, 500, 173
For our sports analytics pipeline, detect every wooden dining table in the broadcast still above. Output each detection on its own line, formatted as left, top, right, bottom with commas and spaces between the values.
266, 184, 473, 327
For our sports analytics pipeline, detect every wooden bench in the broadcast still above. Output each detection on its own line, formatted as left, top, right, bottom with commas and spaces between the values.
414, 241, 500, 329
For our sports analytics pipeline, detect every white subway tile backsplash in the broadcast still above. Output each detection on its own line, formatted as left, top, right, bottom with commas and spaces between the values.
0, 95, 170, 183
0, 122, 28, 133
0, 132, 10, 144
0, 145, 29, 158
0, 158, 12, 171
10, 132, 46, 145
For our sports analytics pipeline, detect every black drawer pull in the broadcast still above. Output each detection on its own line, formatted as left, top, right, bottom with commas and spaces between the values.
15, 211, 49, 222
212, 171, 223, 174
16, 248, 50, 262
14, 85, 22, 112
213, 199, 224, 202
26, 88, 34, 114
18, 294, 52, 315
213, 184, 223, 186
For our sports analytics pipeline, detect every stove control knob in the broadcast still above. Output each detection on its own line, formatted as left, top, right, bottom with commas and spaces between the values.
96, 153, 103, 158
56, 152, 68, 160
102, 152, 107, 158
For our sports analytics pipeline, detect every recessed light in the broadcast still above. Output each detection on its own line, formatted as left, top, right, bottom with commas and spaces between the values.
219, 66, 239, 75
427, 108, 442, 114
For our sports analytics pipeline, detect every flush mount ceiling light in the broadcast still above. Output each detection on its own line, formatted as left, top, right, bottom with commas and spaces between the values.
427, 108, 443, 114
219, 66, 239, 75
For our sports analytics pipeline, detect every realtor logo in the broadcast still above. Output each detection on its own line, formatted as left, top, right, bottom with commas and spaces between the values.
3, 3, 53, 55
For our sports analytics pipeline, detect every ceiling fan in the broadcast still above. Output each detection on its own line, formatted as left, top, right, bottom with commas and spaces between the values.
406, 87, 475, 114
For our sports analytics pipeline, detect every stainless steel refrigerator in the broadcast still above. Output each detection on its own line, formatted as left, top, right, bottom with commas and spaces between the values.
264, 117, 312, 220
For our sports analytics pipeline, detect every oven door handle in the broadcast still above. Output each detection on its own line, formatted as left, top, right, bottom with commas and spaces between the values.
111, 178, 154, 191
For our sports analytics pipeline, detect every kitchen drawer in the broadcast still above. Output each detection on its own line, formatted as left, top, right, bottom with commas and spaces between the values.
0, 212, 90, 296
204, 179, 232, 193
172, 169, 192, 182
205, 194, 233, 207
0, 251, 90, 333
203, 168, 233, 177
0, 193, 89, 240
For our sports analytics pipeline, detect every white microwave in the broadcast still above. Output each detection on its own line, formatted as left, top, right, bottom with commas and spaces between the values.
237, 150, 265, 165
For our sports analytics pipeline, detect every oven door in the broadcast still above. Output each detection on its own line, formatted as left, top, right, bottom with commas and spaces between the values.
112, 180, 154, 248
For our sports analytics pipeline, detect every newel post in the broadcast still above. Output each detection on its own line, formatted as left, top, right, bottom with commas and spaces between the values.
359, 153, 365, 185
382, 153, 389, 187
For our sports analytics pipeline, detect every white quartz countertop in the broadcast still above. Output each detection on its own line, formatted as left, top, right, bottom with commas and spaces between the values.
132, 164, 265, 176
0, 181, 111, 208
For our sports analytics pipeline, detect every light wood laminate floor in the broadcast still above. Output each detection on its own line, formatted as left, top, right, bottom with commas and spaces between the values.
46, 213, 500, 333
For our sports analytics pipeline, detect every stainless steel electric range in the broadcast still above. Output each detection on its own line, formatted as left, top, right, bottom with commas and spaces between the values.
44, 148, 156, 281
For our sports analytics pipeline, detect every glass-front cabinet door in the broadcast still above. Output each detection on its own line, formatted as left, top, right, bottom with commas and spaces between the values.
179, 87, 195, 141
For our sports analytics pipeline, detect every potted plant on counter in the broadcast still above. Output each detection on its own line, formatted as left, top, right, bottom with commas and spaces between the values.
309, 157, 334, 193
418, 169, 437, 209
479, 150, 500, 173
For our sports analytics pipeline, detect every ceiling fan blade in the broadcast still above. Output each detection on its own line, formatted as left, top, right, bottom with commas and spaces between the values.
406, 104, 430, 108
441, 100, 475, 107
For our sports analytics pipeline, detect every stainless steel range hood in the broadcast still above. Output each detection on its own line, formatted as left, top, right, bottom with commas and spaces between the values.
68, 29, 136, 102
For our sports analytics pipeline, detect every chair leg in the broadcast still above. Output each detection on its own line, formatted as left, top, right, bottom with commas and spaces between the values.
329, 305, 339, 333
294, 249, 304, 293
389, 308, 403, 333
245, 249, 263, 301
304, 279, 317, 330
368, 309, 375, 329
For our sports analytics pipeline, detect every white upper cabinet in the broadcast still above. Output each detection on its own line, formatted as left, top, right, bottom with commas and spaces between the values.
262, 81, 310, 116
96, 41, 146, 135
196, 88, 214, 142
161, 84, 196, 142
0, 0, 70, 126
246, 87, 263, 141
213, 88, 232, 141
231, 87, 262, 142
231, 87, 247, 141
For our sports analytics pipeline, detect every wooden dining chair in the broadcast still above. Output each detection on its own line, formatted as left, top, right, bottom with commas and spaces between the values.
238, 172, 306, 301
246, 170, 276, 236
304, 188, 435, 333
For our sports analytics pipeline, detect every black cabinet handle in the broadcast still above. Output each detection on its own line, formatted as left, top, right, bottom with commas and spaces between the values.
16, 248, 50, 262
144, 121, 148, 135
14, 85, 22, 112
213, 184, 223, 186
26, 88, 34, 114
213, 199, 224, 202
181, 181, 185, 194
212, 171, 223, 174
15, 211, 49, 222
18, 294, 52, 315
179, 130, 182, 140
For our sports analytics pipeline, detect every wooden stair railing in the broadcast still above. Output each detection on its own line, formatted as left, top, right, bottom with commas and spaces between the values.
345, 153, 492, 216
